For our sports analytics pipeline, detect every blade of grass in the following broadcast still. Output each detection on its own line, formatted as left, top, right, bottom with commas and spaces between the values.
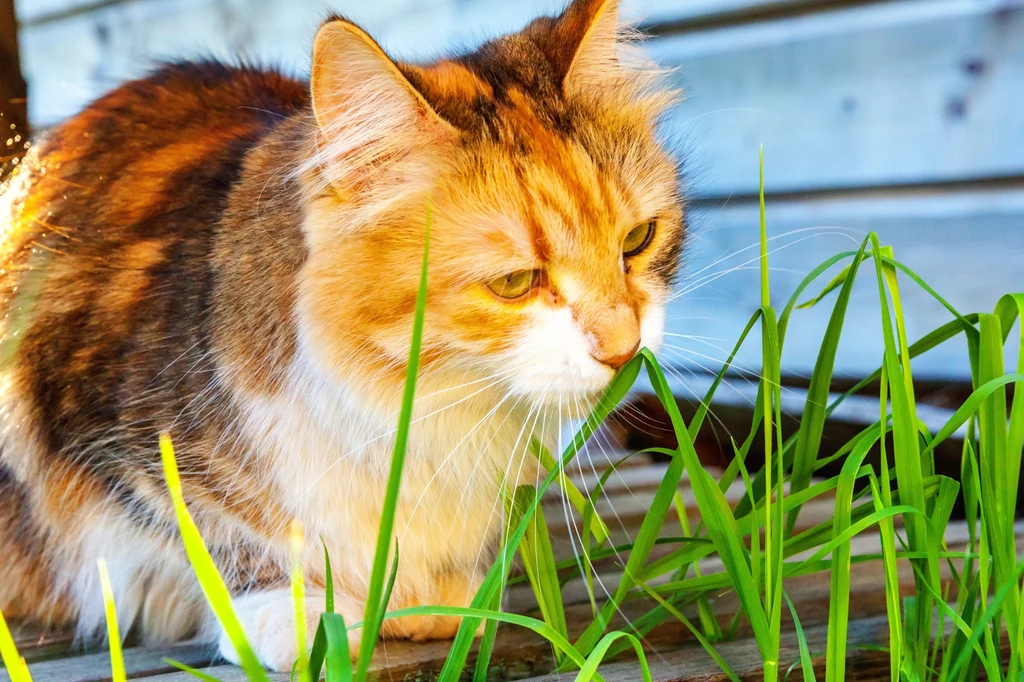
353, 207, 431, 680
160, 433, 269, 682
290, 520, 309, 682
574, 631, 652, 682
161, 658, 224, 682
787, 237, 871, 534
642, 352, 772, 660
573, 350, 769, 661
784, 592, 818, 682
0, 608, 32, 682
638, 580, 741, 682
509, 485, 567, 659
322, 613, 353, 682
97, 558, 127, 682
390, 605, 592, 670
868, 371, 902, 682
308, 539, 335, 682
870, 234, 937, 669
824, 420, 892, 682
976, 311, 1021, 660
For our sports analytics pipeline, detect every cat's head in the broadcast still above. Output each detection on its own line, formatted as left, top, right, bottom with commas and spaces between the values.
295, 0, 683, 405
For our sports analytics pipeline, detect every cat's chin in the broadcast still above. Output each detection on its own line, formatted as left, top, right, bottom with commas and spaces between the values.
511, 379, 612, 412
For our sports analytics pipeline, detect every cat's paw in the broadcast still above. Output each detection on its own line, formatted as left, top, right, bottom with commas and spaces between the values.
217, 589, 361, 673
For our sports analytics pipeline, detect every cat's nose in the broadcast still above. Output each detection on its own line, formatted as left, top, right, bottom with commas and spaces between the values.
581, 301, 641, 370
593, 339, 641, 370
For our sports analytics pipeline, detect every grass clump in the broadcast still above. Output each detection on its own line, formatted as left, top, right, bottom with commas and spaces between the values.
2, 157, 1022, 682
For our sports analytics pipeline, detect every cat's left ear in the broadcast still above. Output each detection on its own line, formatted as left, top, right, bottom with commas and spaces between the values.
551, 0, 622, 97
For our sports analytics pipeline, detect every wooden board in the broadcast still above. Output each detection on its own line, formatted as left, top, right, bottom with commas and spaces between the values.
652, 0, 1024, 197
0, 643, 214, 682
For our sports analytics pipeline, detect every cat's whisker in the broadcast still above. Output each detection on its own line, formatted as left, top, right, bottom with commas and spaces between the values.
668, 228, 860, 303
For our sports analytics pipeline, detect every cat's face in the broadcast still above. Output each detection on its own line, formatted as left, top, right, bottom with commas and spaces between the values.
297, 0, 683, 405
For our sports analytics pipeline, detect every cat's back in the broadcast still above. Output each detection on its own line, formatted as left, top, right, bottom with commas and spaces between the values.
12, 61, 308, 227
0, 61, 310, 457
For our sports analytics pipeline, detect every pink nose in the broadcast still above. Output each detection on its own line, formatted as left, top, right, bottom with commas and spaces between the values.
593, 339, 640, 370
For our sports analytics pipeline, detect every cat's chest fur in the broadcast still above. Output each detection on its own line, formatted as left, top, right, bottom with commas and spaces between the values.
236, 349, 546, 588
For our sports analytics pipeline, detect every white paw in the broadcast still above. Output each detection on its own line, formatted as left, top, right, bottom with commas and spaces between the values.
217, 589, 348, 673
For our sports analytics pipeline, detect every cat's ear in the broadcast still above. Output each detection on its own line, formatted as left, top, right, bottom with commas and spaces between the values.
551, 0, 622, 97
309, 18, 455, 193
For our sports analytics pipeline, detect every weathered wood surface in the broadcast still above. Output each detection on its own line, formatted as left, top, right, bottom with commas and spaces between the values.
655, 0, 1024, 197
1, 643, 214, 682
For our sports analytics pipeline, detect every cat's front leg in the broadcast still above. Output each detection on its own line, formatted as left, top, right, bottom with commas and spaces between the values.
217, 588, 363, 673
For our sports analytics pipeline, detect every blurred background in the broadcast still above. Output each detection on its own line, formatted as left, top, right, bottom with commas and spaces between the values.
1, 0, 1022, 385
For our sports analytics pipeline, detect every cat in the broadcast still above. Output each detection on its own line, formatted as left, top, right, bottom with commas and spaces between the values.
0, 0, 684, 671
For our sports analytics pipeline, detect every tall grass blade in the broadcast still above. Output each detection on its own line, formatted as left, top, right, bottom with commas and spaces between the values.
574, 631, 652, 682
321, 614, 353, 682
510, 486, 567, 658
354, 207, 431, 679
0, 608, 32, 682
784, 592, 818, 682
787, 238, 870, 533
160, 433, 269, 682
97, 558, 127, 682
289, 520, 309, 682
161, 659, 224, 682
308, 539, 336, 682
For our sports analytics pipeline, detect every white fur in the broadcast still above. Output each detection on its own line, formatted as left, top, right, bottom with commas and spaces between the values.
503, 299, 665, 398
219, 589, 358, 672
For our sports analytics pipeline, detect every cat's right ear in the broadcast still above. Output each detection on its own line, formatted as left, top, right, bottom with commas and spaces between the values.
309, 18, 455, 193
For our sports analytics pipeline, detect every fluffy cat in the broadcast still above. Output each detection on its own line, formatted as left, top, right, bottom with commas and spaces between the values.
0, 0, 684, 671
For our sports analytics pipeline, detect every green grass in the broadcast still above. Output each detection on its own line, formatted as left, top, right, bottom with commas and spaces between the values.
97, 559, 127, 682
2, 162, 1023, 682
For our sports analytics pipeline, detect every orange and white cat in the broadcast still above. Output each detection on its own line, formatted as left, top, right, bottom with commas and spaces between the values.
0, 0, 683, 671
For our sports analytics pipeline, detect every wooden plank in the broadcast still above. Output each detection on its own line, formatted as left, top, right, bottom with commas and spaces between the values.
139, 665, 286, 681
0, 643, 214, 682
7, 622, 77, 664
653, 0, 1024, 196
518, 615, 891, 681
662, 188, 1024, 379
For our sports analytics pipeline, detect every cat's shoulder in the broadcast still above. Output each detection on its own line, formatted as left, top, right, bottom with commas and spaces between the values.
55, 60, 309, 143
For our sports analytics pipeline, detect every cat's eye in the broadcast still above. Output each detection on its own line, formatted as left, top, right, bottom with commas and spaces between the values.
485, 269, 540, 299
623, 220, 655, 257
